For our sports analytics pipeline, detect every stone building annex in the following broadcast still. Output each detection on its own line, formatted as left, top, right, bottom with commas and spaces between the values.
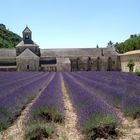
0, 26, 140, 72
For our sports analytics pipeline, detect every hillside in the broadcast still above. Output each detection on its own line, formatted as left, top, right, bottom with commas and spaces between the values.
0, 24, 22, 48
115, 34, 140, 53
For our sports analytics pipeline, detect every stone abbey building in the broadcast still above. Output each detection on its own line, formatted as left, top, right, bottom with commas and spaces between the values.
0, 26, 139, 72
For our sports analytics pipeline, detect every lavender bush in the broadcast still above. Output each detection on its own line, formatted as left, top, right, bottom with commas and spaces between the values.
0, 72, 52, 131
63, 73, 120, 134
28, 72, 64, 124
0, 72, 46, 98
69, 72, 140, 118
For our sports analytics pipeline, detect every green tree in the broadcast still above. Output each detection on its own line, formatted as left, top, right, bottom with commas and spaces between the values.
115, 34, 140, 53
0, 23, 21, 48
0, 24, 6, 29
107, 41, 114, 48
96, 44, 99, 48
127, 60, 135, 72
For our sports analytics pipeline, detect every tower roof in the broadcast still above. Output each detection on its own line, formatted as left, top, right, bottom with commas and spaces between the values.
23, 26, 31, 33
16, 40, 39, 47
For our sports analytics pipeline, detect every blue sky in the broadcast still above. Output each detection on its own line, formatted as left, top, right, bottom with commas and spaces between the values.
0, 0, 140, 49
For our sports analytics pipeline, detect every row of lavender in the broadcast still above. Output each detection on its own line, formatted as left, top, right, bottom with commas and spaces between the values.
25, 73, 64, 139
0, 72, 39, 86
0, 72, 44, 98
63, 73, 121, 134
69, 72, 140, 117
0, 72, 53, 131
77, 71, 140, 93
27, 73, 64, 124
0, 71, 139, 138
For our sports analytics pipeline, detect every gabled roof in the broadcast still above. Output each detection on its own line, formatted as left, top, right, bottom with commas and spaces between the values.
17, 48, 39, 58
119, 50, 140, 56
40, 48, 118, 57
23, 26, 31, 33
16, 40, 39, 47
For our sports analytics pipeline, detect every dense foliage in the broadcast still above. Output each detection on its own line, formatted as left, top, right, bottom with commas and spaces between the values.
127, 60, 135, 72
115, 34, 140, 53
0, 24, 22, 48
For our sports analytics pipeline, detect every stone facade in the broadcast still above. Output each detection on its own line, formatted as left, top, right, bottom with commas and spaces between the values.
16, 48, 39, 71
119, 50, 140, 72
1, 26, 137, 72
0, 49, 17, 71
57, 58, 71, 72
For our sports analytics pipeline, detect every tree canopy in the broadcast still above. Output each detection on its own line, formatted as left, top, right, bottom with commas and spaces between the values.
107, 41, 114, 48
115, 34, 140, 53
0, 24, 22, 48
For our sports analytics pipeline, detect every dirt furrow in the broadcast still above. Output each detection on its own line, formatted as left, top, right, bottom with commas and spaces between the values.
60, 74, 84, 140
1, 74, 55, 140
118, 112, 140, 140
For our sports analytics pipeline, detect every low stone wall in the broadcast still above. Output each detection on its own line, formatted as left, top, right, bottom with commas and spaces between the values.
0, 66, 17, 71
41, 64, 57, 72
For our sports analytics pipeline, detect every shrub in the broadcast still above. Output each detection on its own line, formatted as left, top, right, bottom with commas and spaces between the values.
31, 107, 64, 123
134, 71, 140, 76
127, 60, 135, 72
83, 115, 117, 134
25, 123, 53, 140
0, 123, 7, 132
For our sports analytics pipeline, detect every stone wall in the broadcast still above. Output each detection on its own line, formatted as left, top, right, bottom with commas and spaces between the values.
41, 64, 57, 72
70, 56, 119, 72
16, 58, 39, 71
57, 58, 71, 72
0, 55, 17, 71
0, 48, 121, 72
120, 54, 140, 72
0, 66, 17, 71
88, 57, 98, 71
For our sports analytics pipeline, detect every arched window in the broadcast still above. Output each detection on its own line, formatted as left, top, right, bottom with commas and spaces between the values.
77, 57, 80, 71
27, 65, 29, 70
108, 57, 112, 71
88, 57, 91, 71
97, 57, 100, 71
25, 34, 29, 39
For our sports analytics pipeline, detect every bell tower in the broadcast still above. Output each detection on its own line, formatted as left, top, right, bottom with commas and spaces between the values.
16, 26, 40, 56
23, 26, 33, 44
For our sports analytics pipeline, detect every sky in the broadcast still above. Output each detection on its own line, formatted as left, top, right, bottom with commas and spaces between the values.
0, 0, 140, 49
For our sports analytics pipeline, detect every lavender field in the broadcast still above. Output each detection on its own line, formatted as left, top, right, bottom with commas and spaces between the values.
0, 71, 140, 140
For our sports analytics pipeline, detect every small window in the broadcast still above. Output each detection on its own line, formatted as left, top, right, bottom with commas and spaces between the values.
25, 34, 29, 39
27, 65, 29, 70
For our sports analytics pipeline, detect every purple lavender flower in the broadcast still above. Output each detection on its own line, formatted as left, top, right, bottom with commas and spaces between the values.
28, 72, 64, 123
